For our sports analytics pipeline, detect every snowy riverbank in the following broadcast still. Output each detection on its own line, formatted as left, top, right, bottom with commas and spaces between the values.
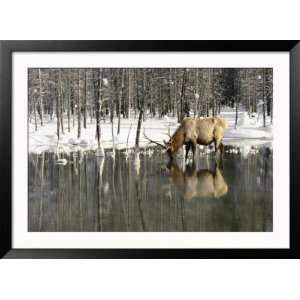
29, 109, 273, 154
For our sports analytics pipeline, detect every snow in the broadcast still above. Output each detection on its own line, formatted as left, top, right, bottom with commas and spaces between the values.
221, 110, 273, 143
102, 78, 109, 86
56, 158, 68, 165
29, 108, 273, 154
29, 116, 177, 153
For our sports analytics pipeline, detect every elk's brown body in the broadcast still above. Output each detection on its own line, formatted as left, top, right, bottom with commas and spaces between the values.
165, 117, 228, 161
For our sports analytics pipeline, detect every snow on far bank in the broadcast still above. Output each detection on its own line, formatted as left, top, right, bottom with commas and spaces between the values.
29, 109, 273, 154
221, 110, 272, 142
29, 116, 177, 154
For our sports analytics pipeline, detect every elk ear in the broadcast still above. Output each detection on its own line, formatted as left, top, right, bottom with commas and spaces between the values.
163, 139, 169, 146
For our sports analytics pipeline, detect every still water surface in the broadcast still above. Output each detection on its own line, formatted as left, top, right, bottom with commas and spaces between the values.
28, 146, 272, 232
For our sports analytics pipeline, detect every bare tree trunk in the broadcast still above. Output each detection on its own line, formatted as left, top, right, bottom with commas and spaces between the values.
111, 116, 115, 153
128, 68, 133, 119
206, 69, 211, 117
212, 69, 217, 117
117, 69, 124, 135
135, 70, 146, 149
168, 68, 172, 115
253, 70, 257, 113
67, 76, 71, 132
247, 71, 251, 116
83, 69, 87, 129
262, 69, 266, 127
89, 73, 93, 123
38, 68, 44, 126
174, 69, 180, 122
235, 75, 239, 129
77, 70, 81, 139
170, 68, 175, 117
34, 94, 38, 131
72, 72, 76, 128
235, 71, 241, 128
194, 68, 199, 117
235, 99, 239, 129
135, 110, 143, 149
180, 69, 187, 122
56, 71, 61, 140
95, 69, 103, 149
59, 74, 64, 135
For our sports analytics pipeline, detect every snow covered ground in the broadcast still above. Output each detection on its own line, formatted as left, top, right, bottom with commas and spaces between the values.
221, 110, 272, 145
29, 109, 272, 154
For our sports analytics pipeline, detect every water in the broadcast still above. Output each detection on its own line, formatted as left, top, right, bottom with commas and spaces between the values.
28, 146, 273, 232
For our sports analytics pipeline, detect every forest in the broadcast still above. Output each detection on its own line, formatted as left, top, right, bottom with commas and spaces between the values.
28, 68, 274, 233
28, 68, 273, 152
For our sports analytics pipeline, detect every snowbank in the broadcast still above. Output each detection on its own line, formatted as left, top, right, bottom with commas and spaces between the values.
221, 110, 272, 143
29, 116, 178, 153
29, 109, 273, 153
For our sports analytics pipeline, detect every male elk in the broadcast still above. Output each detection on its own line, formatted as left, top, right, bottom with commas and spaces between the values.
167, 160, 228, 200
144, 117, 228, 161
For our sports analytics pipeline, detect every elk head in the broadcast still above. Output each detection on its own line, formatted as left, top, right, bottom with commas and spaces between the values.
143, 128, 178, 161
163, 138, 176, 161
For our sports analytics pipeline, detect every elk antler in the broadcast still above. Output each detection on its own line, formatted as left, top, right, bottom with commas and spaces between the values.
167, 126, 171, 138
143, 128, 167, 149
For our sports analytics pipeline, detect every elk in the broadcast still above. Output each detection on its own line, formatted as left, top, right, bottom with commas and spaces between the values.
166, 160, 228, 200
144, 117, 228, 161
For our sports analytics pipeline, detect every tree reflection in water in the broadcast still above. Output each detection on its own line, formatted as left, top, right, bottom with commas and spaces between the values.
28, 147, 272, 232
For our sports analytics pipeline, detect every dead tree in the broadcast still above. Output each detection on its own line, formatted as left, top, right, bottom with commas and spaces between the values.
179, 69, 188, 122
262, 69, 266, 127
67, 71, 71, 132
56, 71, 61, 139
135, 69, 147, 149
83, 69, 87, 129
38, 68, 44, 126
95, 69, 103, 149
117, 69, 124, 135
77, 69, 81, 139
59, 71, 64, 135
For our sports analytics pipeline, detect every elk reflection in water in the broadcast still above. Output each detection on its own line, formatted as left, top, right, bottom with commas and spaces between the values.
167, 160, 228, 201
28, 147, 272, 232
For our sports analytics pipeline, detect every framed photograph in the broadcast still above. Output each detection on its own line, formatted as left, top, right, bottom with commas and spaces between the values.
0, 40, 299, 258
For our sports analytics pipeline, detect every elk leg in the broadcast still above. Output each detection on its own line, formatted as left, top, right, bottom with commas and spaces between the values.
215, 139, 224, 155
219, 142, 225, 166
185, 143, 191, 161
214, 139, 219, 154
191, 141, 196, 161
218, 156, 224, 170
219, 142, 224, 155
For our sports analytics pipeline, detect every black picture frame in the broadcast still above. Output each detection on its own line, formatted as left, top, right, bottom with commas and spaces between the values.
1, 40, 299, 259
